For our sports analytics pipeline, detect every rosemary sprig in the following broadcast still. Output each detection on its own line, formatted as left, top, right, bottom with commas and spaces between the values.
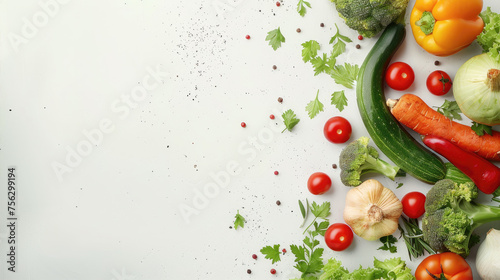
398, 216, 435, 260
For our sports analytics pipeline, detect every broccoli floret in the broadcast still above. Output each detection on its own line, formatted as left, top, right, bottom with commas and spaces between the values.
330, 0, 409, 38
339, 137, 404, 186
422, 179, 500, 257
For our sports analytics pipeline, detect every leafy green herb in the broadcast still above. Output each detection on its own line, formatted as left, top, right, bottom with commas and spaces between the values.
291, 229, 325, 277
331, 40, 346, 59
303, 201, 331, 234
313, 220, 329, 237
266, 27, 286, 51
306, 90, 324, 119
297, 0, 311, 17
493, 188, 500, 203
234, 210, 245, 230
471, 121, 493, 136
260, 244, 281, 264
299, 199, 310, 227
399, 217, 435, 260
477, 7, 500, 63
378, 235, 398, 253
331, 90, 347, 112
396, 182, 404, 189
282, 109, 300, 133
435, 100, 462, 121
329, 63, 359, 89
329, 24, 352, 44
301, 40, 320, 62
310, 53, 330, 76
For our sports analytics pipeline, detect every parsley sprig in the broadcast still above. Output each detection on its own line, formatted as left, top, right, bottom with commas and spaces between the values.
435, 100, 462, 121
282, 109, 300, 132
378, 235, 398, 253
472, 121, 493, 136
331, 90, 347, 112
297, 0, 311, 17
266, 27, 286, 51
305, 90, 324, 119
260, 244, 281, 264
233, 210, 245, 230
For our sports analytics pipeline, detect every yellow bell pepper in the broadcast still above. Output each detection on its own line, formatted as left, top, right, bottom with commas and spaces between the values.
410, 0, 484, 56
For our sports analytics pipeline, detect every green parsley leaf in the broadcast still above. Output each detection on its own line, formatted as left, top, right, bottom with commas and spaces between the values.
397, 182, 404, 189
301, 40, 320, 62
297, 0, 311, 17
329, 24, 352, 44
310, 201, 331, 219
331, 40, 346, 59
331, 90, 348, 112
310, 53, 330, 76
313, 221, 330, 237
266, 27, 286, 51
329, 63, 359, 89
378, 235, 398, 253
306, 90, 324, 119
233, 210, 245, 229
260, 244, 281, 264
435, 100, 462, 121
282, 109, 300, 132
472, 121, 493, 136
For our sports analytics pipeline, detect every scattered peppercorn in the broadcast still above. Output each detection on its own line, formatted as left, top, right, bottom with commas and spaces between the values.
355, 44, 361, 49
276, 200, 281, 206
245, 35, 250, 40
247, 269, 252, 274
296, 28, 301, 33
270, 269, 277, 275
282, 248, 287, 254
252, 254, 258, 260
358, 35, 363, 40
276, 1, 280, 6
434, 60, 440, 66
241, 122, 246, 128
274, 171, 279, 175
277, 97, 283, 103
270, 114, 275, 120
272, 65, 277, 70
332, 164, 337, 169
320, 23, 325, 27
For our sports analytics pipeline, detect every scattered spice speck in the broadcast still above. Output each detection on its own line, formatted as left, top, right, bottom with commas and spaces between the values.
272, 65, 277, 70
276, 1, 280, 6
270, 269, 277, 275
274, 170, 279, 175
332, 163, 338, 169
247, 269, 252, 274
356, 44, 361, 49
252, 254, 258, 260
282, 248, 287, 254
276, 200, 281, 206
434, 60, 440, 66
358, 35, 363, 40
296, 28, 301, 33
270, 114, 275, 120
320, 23, 324, 27
277, 97, 283, 103
241, 122, 246, 128
245, 35, 250, 40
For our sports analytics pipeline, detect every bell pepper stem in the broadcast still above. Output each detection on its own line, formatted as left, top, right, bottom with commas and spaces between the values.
415, 11, 436, 35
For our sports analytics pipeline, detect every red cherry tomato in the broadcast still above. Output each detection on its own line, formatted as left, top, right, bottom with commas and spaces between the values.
401, 192, 426, 219
426, 70, 452, 96
385, 62, 415, 91
307, 172, 332, 195
323, 116, 352, 144
324, 223, 353, 251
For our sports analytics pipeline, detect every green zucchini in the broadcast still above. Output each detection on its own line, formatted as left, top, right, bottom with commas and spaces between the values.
356, 23, 446, 183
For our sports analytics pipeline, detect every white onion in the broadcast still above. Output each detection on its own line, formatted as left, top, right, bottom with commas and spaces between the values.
476, 228, 500, 280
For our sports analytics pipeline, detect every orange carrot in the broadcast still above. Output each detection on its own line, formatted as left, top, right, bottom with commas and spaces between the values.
387, 93, 500, 161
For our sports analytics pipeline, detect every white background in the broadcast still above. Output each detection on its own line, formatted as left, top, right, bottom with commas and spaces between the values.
0, 0, 499, 279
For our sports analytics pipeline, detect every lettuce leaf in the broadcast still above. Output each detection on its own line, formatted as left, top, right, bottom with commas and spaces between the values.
315, 257, 415, 280
477, 7, 500, 63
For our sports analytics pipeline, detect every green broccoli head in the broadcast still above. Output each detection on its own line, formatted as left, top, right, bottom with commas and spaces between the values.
422, 179, 500, 257
339, 137, 403, 186
331, 0, 409, 37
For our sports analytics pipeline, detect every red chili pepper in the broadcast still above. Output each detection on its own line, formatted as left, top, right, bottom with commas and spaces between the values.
422, 135, 500, 194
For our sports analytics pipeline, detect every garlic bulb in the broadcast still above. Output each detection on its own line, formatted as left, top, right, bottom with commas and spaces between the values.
476, 228, 500, 280
343, 179, 403, 241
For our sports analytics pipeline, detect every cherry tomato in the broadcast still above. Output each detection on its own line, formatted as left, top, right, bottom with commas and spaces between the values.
323, 116, 352, 144
426, 70, 452, 96
415, 252, 473, 280
401, 191, 426, 219
324, 223, 353, 251
307, 172, 332, 195
385, 62, 415, 91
